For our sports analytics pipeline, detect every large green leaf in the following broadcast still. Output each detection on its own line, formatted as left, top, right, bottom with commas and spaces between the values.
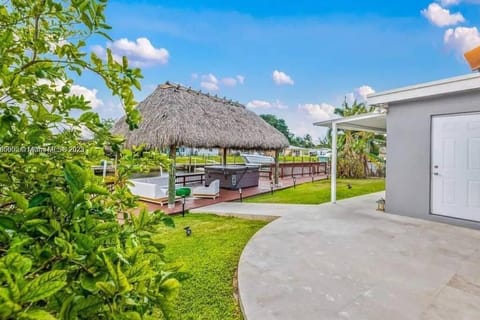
126, 260, 154, 283
159, 278, 180, 301
116, 263, 132, 294
8, 192, 28, 211
0, 301, 21, 319
58, 295, 74, 320
28, 193, 50, 208
161, 216, 175, 229
79, 273, 107, 293
54, 237, 73, 256
3, 253, 32, 278
21, 270, 67, 303
74, 233, 94, 254
84, 183, 108, 195
78, 111, 100, 124
64, 162, 88, 193
50, 190, 70, 210
95, 281, 116, 297
18, 309, 56, 320
27, 105, 62, 123
72, 295, 104, 317
0, 216, 16, 230
122, 311, 142, 320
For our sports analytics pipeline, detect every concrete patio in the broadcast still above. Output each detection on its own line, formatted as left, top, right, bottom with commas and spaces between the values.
192, 192, 480, 320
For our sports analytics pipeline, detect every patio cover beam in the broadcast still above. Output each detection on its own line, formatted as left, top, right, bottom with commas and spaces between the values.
335, 123, 386, 134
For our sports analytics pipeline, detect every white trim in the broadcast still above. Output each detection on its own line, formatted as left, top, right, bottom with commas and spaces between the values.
320, 112, 381, 124
314, 112, 387, 134
368, 73, 480, 106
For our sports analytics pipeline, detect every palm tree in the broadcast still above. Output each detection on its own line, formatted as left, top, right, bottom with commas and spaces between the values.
329, 99, 385, 178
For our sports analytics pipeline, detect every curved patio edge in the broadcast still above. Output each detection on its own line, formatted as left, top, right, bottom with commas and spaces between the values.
232, 192, 480, 320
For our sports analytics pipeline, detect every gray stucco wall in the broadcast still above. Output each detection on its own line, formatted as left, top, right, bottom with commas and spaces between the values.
386, 90, 480, 229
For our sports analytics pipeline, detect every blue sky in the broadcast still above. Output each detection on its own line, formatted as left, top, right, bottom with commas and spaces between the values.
77, 0, 480, 141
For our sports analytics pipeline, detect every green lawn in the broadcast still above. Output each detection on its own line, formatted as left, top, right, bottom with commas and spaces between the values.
162, 214, 268, 320
246, 178, 385, 204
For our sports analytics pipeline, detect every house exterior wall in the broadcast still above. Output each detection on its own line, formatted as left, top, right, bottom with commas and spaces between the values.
386, 91, 480, 229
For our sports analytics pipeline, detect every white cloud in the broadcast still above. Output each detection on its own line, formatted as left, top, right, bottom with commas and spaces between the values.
70, 85, 103, 109
92, 37, 169, 67
91, 45, 105, 56
345, 85, 376, 103
421, 3, 464, 27
439, 0, 480, 5
439, 0, 460, 5
355, 85, 376, 102
298, 103, 337, 122
236, 75, 245, 84
444, 26, 480, 53
272, 70, 294, 86
200, 73, 219, 91
38, 79, 103, 109
221, 77, 238, 87
97, 100, 124, 120
195, 73, 244, 90
247, 100, 271, 109
200, 82, 219, 91
273, 100, 288, 109
246, 99, 288, 109
221, 75, 245, 87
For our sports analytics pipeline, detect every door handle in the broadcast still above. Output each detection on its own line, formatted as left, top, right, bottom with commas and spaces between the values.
433, 172, 439, 176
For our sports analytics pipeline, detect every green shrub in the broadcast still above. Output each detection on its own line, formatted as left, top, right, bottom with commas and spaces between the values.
0, 1, 180, 318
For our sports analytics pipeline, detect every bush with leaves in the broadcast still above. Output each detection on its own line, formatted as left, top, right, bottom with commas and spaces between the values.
328, 100, 386, 178
0, 1, 180, 319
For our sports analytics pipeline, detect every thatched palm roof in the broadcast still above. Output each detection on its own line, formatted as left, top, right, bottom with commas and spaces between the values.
112, 82, 289, 150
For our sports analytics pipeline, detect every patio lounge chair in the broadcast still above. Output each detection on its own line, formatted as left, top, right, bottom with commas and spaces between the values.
192, 179, 220, 199
128, 180, 181, 206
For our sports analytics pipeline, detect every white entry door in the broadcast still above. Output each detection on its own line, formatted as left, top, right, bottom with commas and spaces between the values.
431, 113, 480, 221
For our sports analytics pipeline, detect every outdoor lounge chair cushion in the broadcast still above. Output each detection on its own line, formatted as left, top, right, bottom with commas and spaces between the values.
192, 179, 220, 199
128, 180, 168, 199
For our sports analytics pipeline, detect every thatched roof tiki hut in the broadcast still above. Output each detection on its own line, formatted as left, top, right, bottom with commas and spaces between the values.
113, 82, 289, 207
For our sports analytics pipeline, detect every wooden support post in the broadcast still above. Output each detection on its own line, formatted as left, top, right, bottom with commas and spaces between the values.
168, 145, 177, 208
188, 151, 192, 173
223, 148, 228, 166
274, 149, 280, 186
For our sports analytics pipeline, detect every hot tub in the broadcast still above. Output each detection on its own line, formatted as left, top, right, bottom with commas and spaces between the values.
205, 165, 260, 190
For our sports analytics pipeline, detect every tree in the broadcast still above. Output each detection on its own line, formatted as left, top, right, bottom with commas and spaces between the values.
289, 135, 303, 147
0, 1, 179, 319
260, 114, 292, 142
302, 134, 314, 148
332, 99, 385, 178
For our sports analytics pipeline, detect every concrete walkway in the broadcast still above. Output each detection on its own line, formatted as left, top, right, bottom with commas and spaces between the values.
191, 193, 480, 320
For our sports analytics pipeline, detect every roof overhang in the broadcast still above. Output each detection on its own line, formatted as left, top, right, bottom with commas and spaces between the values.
368, 73, 480, 106
314, 112, 386, 134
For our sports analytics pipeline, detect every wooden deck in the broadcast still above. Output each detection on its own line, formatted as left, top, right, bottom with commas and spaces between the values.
142, 174, 329, 215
